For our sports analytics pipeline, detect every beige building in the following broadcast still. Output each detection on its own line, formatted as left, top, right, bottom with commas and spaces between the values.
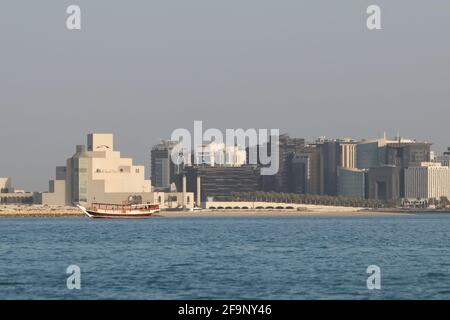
404, 162, 450, 200
42, 133, 193, 208
339, 142, 357, 169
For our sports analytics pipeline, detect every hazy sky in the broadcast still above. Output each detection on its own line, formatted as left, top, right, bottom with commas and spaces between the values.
1, 1, 449, 191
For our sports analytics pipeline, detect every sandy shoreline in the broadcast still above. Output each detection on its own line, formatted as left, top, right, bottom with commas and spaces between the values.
158, 210, 407, 217
0, 205, 409, 218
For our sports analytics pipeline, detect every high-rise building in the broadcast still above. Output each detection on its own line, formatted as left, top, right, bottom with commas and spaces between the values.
367, 166, 401, 202
259, 134, 305, 192
382, 141, 431, 197
339, 142, 357, 169
315, 138, 356, 196
151, 140, 186, 189
356, 137, 419, 170
356, 139, 387, 169
337, 167, 366, 198
404, 162, 450, 200
383, 142, 431, 168
290, 147, 322, 195
436, 147, 450, 166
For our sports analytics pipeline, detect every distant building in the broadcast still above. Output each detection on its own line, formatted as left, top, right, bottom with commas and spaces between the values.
337, 167, 366, 198
356, 138, 389, 169
0, 177, 12, 193
290, 147, 322, 195
315, 138, 357, 196
404, 162, 450, 200
151, 140, 186, 189
195, 143, 246, 167
43, 133, 155, 206
181, 165, 260, 202
261, 134, 305, 192
383, 142, 431, 168
367, 166, 402, 202
356, 137, 420, 170
339, 142, 357, 169
436, 147, 450, 166
0, 177, 39, 204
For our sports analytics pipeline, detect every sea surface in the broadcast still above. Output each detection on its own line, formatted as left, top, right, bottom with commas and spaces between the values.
1, 214, 450, 300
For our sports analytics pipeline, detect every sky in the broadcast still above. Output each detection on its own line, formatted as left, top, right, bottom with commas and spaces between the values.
1, 1, 449, 191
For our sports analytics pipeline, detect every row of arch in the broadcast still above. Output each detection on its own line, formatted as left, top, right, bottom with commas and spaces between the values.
0, 196, 34, 204
207, 206, 296, 210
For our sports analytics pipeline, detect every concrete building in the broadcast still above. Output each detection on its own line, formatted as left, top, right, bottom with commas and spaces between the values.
181, 165, 260, 202
0, 177, 40, 204
43, 133, 157, 206
368, 166, 402, 202
315, 138, 356, 196
290, 147, 322, 195
195, 143, 246, 167
383, 142, 431, 168
356, 137, 419, 169
436, 147, 450, 166
356, 139, 389, 169
260, 134, 306, 192
337, 167, 366, 198
340, 142, 357, 169
151, 140, 186, 189
405, 162, 450, 200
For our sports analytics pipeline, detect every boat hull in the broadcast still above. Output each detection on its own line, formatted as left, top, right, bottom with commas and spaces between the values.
85, 210, 157, 219
77, 205, 158, 219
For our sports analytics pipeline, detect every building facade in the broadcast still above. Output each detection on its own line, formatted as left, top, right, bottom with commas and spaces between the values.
337, 167, 366, 198
367, 166, 401, 202
0, 177, 12, 193
290, 147, 322, 195
0, 177, 39, 204
404, 162, 450, 200
194, 143, 246, 167
339, 142, 357, 169
151, 140, 185, 189
181, 165, 260, 202
43, 133, 156, 206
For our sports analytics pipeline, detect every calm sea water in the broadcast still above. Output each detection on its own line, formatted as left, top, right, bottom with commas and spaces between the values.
1, 214, 450, 300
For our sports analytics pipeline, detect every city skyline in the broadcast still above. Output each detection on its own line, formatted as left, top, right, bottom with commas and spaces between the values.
0, 129, 443, 192
1, 1, 450, 190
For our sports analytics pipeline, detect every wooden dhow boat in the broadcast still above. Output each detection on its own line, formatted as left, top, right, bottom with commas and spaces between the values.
77, 203, 159, 219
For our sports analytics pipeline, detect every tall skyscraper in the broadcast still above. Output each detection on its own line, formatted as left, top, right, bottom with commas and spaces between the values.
263, 134, 305, 192
290, 147, 322, 195
151, 140, 183, 189
315, 138, 356, 196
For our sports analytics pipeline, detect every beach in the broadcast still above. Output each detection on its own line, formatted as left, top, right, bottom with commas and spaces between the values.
0, 205, 406, 218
